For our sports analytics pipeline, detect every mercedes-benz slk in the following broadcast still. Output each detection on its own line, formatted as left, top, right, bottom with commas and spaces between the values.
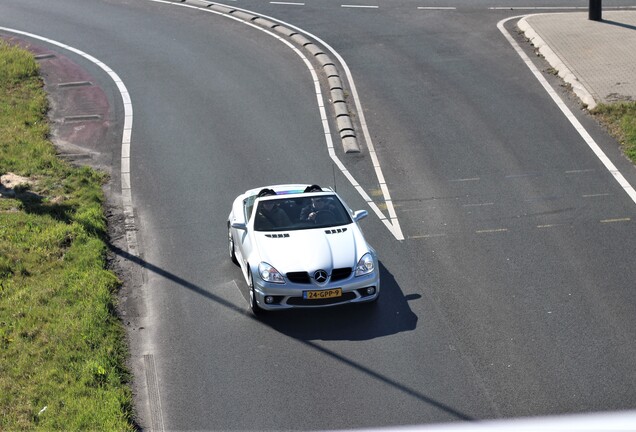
227, 184, 379, 314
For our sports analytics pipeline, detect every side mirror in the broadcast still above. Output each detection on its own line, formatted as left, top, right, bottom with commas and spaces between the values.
231, 221, 247, 230
353, 210, 368, 222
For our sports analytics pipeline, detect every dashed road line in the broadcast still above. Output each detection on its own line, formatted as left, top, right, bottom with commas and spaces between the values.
408, 215, 634, 240
476, 228, 508, 234
462, 202, 494, 207
418, 7, 456, 10
490, 6, 636, 11
565, 169, 596, 174
270, 1, 305, 5
505, 172, 539, 179
399, 206, 437, 212
600, 218, 631, 224
409, 233, 447, 239
449, 177, 480, 182
582, 193, 611, 198
341, 4, 379, 8
490, 7, 587, 10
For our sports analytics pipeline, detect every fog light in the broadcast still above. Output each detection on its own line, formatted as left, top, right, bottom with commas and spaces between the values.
265, 296, 274, 304
366, 287, 376, 295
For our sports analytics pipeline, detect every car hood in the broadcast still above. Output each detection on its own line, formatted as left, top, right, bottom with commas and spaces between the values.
253, 226, 364, 273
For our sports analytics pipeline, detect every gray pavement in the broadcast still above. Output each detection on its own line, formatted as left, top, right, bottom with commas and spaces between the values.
519, 11, 636, 109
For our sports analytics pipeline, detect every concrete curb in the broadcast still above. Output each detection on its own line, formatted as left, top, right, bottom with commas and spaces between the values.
173, 0, 361, 152
518, 16, 597, 110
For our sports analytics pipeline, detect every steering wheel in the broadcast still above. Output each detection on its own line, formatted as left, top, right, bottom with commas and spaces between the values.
314, 210, 336, 224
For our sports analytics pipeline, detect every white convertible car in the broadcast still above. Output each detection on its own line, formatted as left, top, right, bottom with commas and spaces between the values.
228, 184, 380, 314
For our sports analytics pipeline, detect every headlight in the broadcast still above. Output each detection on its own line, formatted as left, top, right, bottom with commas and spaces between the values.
258, 262, 285, 284
355, 253, 375, 276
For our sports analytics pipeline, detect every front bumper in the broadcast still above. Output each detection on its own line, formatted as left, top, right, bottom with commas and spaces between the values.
252, 270, 380, 310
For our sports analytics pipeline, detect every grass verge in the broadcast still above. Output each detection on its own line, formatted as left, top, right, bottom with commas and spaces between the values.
592, 101, 636, 164
0, 41, 135, 430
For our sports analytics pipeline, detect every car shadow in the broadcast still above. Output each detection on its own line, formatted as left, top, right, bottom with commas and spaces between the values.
259, 261, 419, 341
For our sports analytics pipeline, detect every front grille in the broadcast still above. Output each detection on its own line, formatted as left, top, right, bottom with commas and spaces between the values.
287, 291, 356, 306
331, 268, 352, 282
286, 272, 310, 284
287, 268, 352, 284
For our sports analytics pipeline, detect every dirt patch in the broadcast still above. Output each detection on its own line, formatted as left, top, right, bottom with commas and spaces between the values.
0, 173, 35, 198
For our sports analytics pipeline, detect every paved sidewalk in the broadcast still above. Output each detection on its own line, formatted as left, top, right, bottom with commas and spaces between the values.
519, 11, 636, 109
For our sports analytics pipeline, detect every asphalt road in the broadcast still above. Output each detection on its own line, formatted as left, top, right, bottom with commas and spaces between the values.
2, 0, 636, 430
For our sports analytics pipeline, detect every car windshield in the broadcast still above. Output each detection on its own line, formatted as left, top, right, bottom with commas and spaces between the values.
253, 195, 352, 231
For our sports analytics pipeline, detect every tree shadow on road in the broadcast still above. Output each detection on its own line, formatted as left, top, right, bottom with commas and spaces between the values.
109, 243, 473, 422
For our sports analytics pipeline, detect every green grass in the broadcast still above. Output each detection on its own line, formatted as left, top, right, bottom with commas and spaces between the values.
592, 101, 636, 164
1, 41, 135, 430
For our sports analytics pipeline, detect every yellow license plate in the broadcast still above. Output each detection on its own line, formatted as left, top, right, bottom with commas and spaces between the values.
303, 288, 342, 300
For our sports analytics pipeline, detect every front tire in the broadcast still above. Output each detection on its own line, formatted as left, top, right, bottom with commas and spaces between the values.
247, 270, 263, 316
228, 225, 238, 264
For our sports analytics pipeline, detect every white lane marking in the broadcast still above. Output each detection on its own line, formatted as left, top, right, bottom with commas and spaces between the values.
505, 172, 539, 178
600, 218, 631, 224
147, 0, 404, 240
498, 16, 636, 208
341, 4, 379, 8
409, 233, 447, 239
462, 202, 494, 207
270, 1, 305, 5
582, 193, 611, 198
565, 169, 595, 174
491, 6, 636, 10
143, 354, 166, 432
490, 7, 586, 10
417, 7, 456, 10
449, 177, 480, 182
476, 228, 508, 234
0, 26, 139, 256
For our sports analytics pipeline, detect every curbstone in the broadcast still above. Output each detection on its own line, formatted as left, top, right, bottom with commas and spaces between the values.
207, 4, 234, 14
330, 88, 345, 103
323, 64, 339, 78
337, 116, 354, 134
304, 44, 324, 57
230, 11, 257, 21
314, 53, 335, 67
272, 25, 297, 37
342, 136, 359, 153
253, 17, 277, 28
290, 34, 312, 47
340, 130, 356, 139
333, 101, 349, 117
518, 17, 597, 109
186, 0, 211, 6
328, 76, 342, 90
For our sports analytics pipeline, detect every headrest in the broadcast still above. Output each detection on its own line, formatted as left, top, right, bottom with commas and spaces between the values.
257, 188, 277, 198
303, 184, 323, 193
